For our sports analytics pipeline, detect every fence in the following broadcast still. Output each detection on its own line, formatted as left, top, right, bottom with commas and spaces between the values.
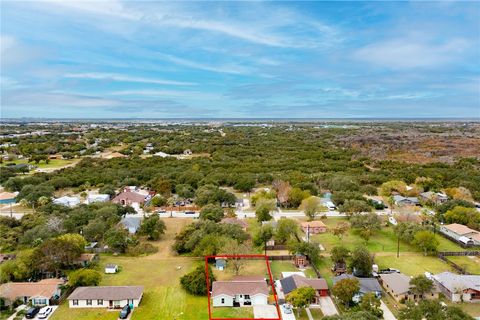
266, 245, 288, 251
438, 251, 479, 257
267, 255, 293, 261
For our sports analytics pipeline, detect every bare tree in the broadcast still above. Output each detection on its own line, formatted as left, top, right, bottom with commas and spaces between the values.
221, 240, 252, 276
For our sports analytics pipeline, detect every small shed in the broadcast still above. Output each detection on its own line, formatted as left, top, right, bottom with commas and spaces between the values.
215, 258, 227, 271
105, 264, 119, 274
293, 253, 308, 268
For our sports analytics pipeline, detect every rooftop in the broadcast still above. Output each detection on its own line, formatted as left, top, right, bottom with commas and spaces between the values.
0, 279, 64, 301
68, 286, 144, 300
211, 276, 269, 297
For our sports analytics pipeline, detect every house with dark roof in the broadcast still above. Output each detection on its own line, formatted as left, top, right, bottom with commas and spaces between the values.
333, 274, 382, 303
68, 286, 143, 309
393, 195, 420, 206
279, 274, 328, 304
211, 276, 269, 307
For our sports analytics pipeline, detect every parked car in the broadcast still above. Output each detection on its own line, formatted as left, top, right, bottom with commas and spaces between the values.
25, 307, 40, 319
379, 268, 400, 274
282, 304, 293, 314
119, 304, 131, 319
184, 211, 195, 215
38, 306, 53, 319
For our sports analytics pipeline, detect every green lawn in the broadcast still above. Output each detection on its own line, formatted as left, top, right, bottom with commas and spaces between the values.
51, 218, 212, 320
375, 254, 454, 276
211, 307, 254, 318
446, 256, 480, 275
311, 218, 464, 253
1, 158, 80, 169
269, 261, 317, 279
296, 308, 323, 320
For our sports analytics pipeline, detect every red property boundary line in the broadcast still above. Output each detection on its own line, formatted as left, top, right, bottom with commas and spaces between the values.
205, 254, 281, 320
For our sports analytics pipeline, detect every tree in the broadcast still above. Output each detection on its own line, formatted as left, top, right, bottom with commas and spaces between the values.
413, 231, 439, 256
287, 240, 321, 265
199, 204, 224, 222
221, 240, 251, 275
350, 246, 373, 277
379, 180, 407, 197
255, 198, 275, 222
394, 222, 425, 244
272, 180, 291, 207
275, 219, 299, 244
32, 236, 84, 277
331, 246, 350, 264
69, 269, 102, 287
180, 265, 215, 296
398, 300, 474, 320
234, 176, 255, 192
359, 292, 382, 317
444, 206, 479, 230
339, 200, 372, 217
444, 187, 473, 202
105, 227, 130, 253
350, 213, 381, 242
138, 215, 166, 240
286, 287, 316, 317
409, 275, 434, 297
332, 222, 350, 239
288, 188, 311, 208
150, 195, 167, 207
150, 177, 172, 197
300, 196, 327, 221
332, 278, 360, 307
254, 225, 274, 255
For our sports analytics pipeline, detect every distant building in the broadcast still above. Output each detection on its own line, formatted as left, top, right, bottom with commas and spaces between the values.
419, 191, 448, 204
87, 194, 110, 204
293, 253, 308, 268
393, 195, 420, 206
0, 191, 17, 204
53, 196, 80, 208
215, 258, 227, 271
301, 221, 328, 234
220, 218, 248, 232
119, 216, 143, 234
433, 272, 480, 302
212, 276, 269, 307
112, 187, 152, 212
439, 223, 480, 246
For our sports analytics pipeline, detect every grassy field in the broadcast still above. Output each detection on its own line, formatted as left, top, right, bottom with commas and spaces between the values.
211, 307, 254, 318
446, 256, 480, 275
1, 158, 80, 169
311, 218, 464, 253
51, 218, 211, 320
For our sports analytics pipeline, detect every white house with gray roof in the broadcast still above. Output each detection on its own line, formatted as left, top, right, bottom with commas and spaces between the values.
68, 286, 143, 309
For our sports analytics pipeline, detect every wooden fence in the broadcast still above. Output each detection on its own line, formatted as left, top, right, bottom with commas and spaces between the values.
438, 251, 479, 257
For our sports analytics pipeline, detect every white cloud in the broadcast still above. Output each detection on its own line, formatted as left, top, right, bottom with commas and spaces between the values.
354, 37, 471, 69
64, 72, 195, 86
155, 53, 252, 75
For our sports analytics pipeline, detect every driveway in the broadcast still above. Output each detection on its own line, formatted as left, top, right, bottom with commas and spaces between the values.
279, 305, 296, 320
314, 297, 338, 316
380, 301, 397, 320
253, 305, 279, 319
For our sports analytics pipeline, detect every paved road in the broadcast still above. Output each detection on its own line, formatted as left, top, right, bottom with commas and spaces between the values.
380, 301, 397, 320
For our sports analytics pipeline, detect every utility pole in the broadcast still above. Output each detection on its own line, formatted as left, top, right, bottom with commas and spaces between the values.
397, 234, 400, 258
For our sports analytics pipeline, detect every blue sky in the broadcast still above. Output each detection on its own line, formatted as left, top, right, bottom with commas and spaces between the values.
1, 1, 479, 118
